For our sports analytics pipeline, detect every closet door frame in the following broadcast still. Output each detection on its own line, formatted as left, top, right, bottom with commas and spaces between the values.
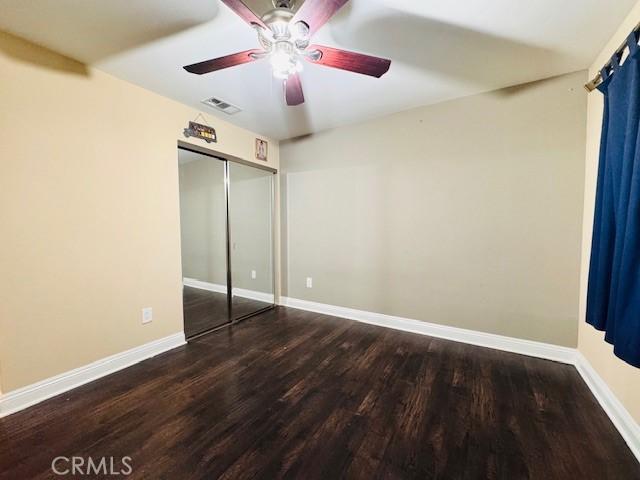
177, 140, 277, 332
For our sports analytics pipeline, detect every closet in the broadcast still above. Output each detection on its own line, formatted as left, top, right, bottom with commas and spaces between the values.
177, 142, 275, 338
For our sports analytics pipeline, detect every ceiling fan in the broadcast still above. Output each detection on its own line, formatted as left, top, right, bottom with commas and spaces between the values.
183, 0, 391, 106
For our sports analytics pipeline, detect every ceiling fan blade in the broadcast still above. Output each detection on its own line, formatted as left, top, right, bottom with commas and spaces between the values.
291, 0, 349, 37
305, 44, 391, 78
220, 0, 268, 30
284, 73, 305, 106
183, 49, 264, 75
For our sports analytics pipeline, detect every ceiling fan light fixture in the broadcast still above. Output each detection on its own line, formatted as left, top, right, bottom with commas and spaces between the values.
270, 20, 290, 39
183, 0, 391, 106
291, 21, 310, 42
270, 41, 302, 79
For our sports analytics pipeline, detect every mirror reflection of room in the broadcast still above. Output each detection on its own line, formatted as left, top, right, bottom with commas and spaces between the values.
178, 149, 229, 337
229, 162, 274, 320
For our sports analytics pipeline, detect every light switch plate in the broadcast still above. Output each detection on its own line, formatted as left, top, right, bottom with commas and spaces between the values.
306, 277, 313, 288
251, 270, 257, 279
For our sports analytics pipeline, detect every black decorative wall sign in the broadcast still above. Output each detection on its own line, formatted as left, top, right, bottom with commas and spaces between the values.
183, 121, 217, 143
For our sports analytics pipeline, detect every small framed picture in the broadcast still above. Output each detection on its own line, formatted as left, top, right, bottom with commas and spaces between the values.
255, 138, 268, 161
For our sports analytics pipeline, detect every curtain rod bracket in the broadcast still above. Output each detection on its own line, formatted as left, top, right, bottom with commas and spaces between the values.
585, 20, 640, 93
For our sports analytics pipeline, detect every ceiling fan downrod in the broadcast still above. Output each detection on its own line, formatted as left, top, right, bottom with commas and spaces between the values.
272, 0, 294, 10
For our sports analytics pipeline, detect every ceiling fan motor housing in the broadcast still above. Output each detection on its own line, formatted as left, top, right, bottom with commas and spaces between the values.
259, 7, 311, 53
261, 8, 294, 39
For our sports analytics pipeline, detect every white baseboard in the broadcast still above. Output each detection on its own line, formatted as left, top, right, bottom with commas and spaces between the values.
279, 297, 577, 364
233, 287, 274, 304
280, 296, 640, 463
0, 332, 185, 418
575, 352, 640, 461
184, 278, 274, 304
183, 277, 227, 294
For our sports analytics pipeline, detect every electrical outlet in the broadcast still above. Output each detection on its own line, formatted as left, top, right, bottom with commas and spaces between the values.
251, 270, 257, 280
142, 307, 153, 324
306, 277, 313, 288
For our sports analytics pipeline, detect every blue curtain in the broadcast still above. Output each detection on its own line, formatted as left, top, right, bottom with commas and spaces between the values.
587, 31, 640, 368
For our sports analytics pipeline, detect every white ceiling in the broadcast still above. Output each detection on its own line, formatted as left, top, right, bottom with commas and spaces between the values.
0, 0, 636, 140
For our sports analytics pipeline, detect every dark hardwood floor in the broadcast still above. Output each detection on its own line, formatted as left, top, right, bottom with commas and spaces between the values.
183, 286, 272, 338
1, 307, 638, 479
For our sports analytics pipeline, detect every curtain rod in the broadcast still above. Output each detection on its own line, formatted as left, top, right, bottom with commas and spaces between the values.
585, 20, 640, 92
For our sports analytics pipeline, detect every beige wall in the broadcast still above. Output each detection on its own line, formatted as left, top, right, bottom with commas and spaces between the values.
578, 1, 640, 423
281, 70, 587, 347
0, 31, 279, 394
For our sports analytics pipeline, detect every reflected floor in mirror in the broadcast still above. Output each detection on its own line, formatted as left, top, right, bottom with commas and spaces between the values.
183, 286, 271, 338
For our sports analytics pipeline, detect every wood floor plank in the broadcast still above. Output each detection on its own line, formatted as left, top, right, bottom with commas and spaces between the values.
0, 306, 638, 479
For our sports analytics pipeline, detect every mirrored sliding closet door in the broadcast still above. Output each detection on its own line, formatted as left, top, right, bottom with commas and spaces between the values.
228, 162, 275, 320
178, 149, 230, 337
178, 144, 275, 339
